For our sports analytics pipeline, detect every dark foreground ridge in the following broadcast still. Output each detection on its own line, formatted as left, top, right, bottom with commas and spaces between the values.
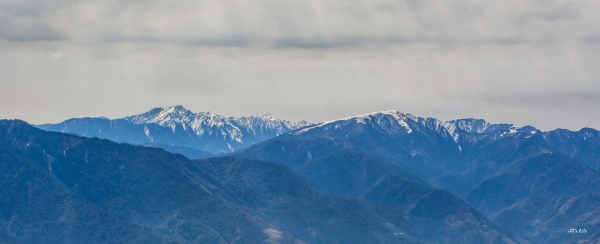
1, 120, 422, 244
7, 107, 600, 244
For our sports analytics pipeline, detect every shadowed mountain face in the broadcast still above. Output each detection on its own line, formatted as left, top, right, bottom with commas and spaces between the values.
234, 139, 528, 244
194, 157, 422, 244
0, 120, 267, 244
235, 110, 600, 243
0, 120, 425, 244
543, 128, 600, 171
141, 143, 214, 159
14, 108, 600, 243
39, 105, 312, 155
492, 195, 600, 244
464, 153, 600, 215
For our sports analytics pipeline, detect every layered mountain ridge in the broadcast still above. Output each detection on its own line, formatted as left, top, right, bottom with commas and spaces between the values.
26, 108, 600, 243
295, 110, 600, 169
300, 110, 564, 142
0, 120, 426, 244
41, 105, 312, 155
236, 110, 600, 244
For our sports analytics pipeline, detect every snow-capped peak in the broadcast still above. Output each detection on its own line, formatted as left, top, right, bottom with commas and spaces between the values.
292, 110, 545, 145
126, 107, 164, 124
253, 112, 274, 120
448, 118, 516, 135
296, 110, 414, 134
123, 106, 313, 144
449, 118, 494, 134
169, 105, 187, 111
124, 105, 198, 132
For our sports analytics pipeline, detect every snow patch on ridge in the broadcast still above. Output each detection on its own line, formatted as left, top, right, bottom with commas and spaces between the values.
442, 122, 460, 142
144, 125, 154, 142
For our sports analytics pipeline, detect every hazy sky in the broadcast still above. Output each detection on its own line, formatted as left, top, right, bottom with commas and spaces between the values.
2, 0, 600, 130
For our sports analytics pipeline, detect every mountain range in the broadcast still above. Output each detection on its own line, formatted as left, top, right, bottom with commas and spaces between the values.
234, 110, 600, 243
0, 120, 423, 244
4, 107, 600, 243
39, 105, 311, 155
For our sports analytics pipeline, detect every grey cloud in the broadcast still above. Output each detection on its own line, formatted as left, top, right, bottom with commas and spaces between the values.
0, 20, 65, 42
1, 0, 599, 47
513, 4, 582, 23
484, 92, 600, 107
1, 0, 600, 131
583, 34, 600, 43
466, 92, 600, 130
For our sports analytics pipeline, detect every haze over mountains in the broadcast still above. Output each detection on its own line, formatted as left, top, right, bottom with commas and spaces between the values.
3, 107, 600, 243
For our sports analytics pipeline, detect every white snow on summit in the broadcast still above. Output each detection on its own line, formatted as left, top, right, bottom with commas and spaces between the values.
295, 110, 416, 135
124, 105, 312, 143
291, 110, 543, 146
449, 118, 494, 134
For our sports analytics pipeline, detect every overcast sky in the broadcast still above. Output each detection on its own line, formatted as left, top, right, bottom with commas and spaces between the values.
2, 0, 600, 130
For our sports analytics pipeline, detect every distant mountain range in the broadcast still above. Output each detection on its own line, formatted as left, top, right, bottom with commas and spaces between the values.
39, 105, 312, 155
8, 108, 600, 243
235, 110, 600, 243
